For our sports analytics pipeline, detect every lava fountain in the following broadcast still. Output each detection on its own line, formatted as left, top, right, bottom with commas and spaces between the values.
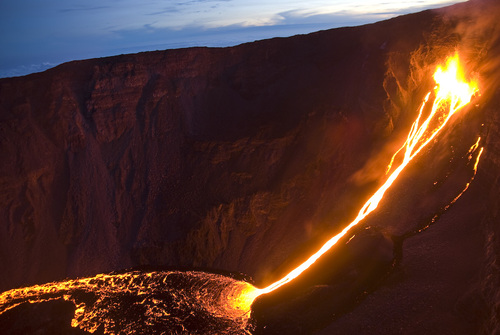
0, 53, 482, 334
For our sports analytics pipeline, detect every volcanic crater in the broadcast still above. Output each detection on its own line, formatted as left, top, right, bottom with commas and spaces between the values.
1, 1, 500, 334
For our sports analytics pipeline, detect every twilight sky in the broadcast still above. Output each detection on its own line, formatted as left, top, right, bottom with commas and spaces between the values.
0, 0, 466, 78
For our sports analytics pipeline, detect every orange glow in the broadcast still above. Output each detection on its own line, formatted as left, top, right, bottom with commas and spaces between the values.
450, 137, 483, 205
0, 271, 259, 333
253, 52, 479, 297
225, 282, 262, 316
473, 146, 484, 172
0, 53, 483, 329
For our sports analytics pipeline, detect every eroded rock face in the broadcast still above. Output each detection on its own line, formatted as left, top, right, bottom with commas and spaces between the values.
0, 17, 401, 290
1, 1, 500, 333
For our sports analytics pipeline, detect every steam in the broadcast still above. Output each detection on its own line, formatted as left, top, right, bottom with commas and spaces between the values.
367, 0, 498, 180
439, 0, 500, 93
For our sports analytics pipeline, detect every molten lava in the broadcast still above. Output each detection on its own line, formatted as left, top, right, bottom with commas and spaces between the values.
248, 52, 481, 299
0, 271, 258, 334
0, 53, 483, 334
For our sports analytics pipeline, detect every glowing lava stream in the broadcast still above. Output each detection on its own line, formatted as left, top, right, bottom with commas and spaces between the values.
0, 54, 483, 330
241, 52, 481, 304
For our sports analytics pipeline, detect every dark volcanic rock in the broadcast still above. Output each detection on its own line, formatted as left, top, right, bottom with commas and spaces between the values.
252, 227, 395, 334
0, 300, 90, 335
1, 0, 500, 334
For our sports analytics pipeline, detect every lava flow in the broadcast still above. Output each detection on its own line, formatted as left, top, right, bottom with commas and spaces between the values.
0, 271, 258, 334
0, 53, 483, 334
244, 52, 481, 302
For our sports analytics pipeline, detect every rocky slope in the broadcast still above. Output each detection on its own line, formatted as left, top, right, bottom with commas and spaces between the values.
1, 0, 499, 333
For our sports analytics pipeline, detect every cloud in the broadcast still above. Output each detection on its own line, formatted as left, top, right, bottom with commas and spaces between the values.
60, 5, 110, 13
0, 62, 58, 79
0, 0, 468, 78
271, 0, 465, 27
146, 7, 181, 16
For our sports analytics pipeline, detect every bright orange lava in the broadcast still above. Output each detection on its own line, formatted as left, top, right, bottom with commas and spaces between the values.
245, 52, 480, 301
0, 54, 484, 328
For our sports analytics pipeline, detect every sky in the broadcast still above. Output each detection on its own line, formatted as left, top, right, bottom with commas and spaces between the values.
0, 0, 467, 78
